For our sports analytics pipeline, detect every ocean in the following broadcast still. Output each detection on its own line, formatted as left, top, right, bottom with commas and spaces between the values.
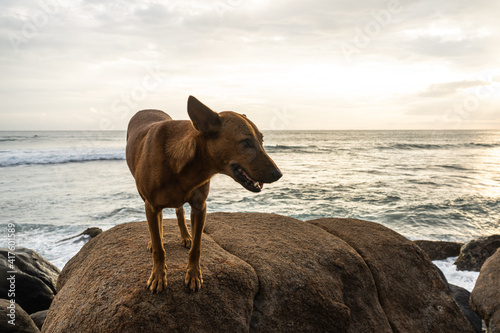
2, 130, 499, 291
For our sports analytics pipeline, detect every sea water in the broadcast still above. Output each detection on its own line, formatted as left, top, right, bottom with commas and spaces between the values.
1, 130, 499, 291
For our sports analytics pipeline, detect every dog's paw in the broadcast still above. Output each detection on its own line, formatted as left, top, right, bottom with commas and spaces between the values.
180, 236, 192, 248
147, 267, 167, 293
185, 267, 203, 292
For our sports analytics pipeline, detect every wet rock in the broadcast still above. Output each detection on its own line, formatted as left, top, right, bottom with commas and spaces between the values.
455, 235, 500, 271
0, 248, 60, 314
58, 227, 103, 242
30, 310, 48, 330
0, 298, 40, 333
448, 284, 482, 333
414, 240, 463, 260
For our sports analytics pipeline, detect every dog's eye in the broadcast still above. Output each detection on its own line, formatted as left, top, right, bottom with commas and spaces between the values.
241, 138, 254, 148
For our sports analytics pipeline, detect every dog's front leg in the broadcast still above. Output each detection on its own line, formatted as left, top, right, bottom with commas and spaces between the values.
145, 201, 167, 293
185, 200, 206, 291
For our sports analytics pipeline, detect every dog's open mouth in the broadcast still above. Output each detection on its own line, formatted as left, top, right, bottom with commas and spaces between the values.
231, 164, 263, 193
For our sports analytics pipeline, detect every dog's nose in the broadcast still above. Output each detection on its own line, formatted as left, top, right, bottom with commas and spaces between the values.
270, 168, 282, 182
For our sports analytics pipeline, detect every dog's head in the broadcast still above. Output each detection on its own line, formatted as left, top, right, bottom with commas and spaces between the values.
188, 96, 282, 192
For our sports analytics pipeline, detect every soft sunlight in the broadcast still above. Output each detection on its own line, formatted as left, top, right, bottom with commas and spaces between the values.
1, 0, 499, 130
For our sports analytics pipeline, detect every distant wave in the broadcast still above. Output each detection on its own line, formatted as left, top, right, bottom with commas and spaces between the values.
264, 144, 325, 154
265, 141, 500, 154
437, 164, 470, 171
0, 134, 43, 142
0, 148, 125, 167
377, 142, 500, 150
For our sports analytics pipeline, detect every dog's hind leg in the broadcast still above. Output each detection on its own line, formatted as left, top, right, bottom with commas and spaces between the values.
176, 206, 192, 248
146, 207, 191, 251
145, 201, 167, 293
185, 183, 210, 291
185, 204, 205, 291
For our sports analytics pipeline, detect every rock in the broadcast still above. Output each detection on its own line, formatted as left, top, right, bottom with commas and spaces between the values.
470, 248, 500, 333
0, 298, 40, 333
43, 213, 476, 333
434, 266, 482, 333
58, 227, 103, 243
0, 248, 60, 314
44, 220, 258, 333
448, 284, 482, 333
30, 310, 48, 330
414, 240, 463, 260
205, 213, 390, 332
455, 235, 500, 271
310, 217, 475, 333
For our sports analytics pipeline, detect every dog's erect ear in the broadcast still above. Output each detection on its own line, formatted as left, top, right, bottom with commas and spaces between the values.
188, 96, 221, 134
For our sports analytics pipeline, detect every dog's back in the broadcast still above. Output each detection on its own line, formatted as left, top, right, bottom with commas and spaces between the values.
126, 109, 172, 175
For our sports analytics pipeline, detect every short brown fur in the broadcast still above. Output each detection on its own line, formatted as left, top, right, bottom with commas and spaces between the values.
126, 96, 282, 292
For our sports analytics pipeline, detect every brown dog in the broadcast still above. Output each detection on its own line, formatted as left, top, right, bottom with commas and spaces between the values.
126, 96, 282, 292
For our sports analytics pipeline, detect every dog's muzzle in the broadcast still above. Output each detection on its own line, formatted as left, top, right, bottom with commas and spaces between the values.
231, 164, 265, 193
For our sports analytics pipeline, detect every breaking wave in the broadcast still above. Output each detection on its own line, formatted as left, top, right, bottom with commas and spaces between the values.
0, 148, 125, 167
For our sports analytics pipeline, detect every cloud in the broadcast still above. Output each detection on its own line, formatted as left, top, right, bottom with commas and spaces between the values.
0, 0, 499, 129
419, 80, 492, 98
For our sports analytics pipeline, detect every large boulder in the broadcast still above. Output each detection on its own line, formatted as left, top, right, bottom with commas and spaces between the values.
310, 217, 475, 333
0, 248, 60, 314
205, 213, 390, 332
455, 235, 500, 271
45, 220, 258, 333
470, 248, 500, 333
43, 213, 475, 333
414, 240, 463, 260
0, 298, 40, 333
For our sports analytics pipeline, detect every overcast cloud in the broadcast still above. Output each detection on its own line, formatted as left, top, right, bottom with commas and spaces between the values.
1, 0, 499, 130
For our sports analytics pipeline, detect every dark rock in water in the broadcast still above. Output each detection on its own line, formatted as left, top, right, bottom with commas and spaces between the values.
0, 298, 40, 333
43, 213, 476, 333
433, 265, 482, 333
30, 310, 48, 330
81, 227, 102, 238
414, 240, 463, 260
471, 249, 500, 333
448, 284, 482, 333
0, 248, 60, 314
58, 227, 103, 243
455, 235, 500, 271
310, 217, 475, 333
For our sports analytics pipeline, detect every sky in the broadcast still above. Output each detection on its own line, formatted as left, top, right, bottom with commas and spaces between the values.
1, 0, 500, 130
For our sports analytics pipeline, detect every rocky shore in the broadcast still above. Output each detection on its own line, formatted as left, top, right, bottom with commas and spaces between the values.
1, 213, 499, 332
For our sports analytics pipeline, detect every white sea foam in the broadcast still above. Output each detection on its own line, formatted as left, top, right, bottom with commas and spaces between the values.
433, 257, 480, 292
9, 224, 113, 270
0, 148, 125, 167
